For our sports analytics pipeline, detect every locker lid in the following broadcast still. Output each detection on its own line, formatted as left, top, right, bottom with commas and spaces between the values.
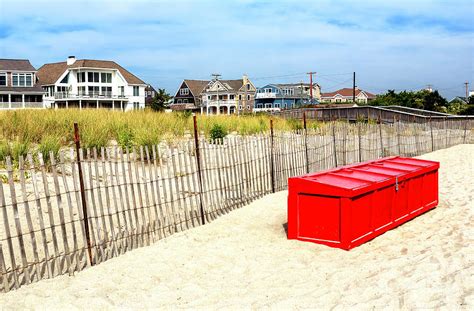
290, 156, 439, 197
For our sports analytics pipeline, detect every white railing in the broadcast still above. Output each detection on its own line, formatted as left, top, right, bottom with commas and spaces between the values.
255, 93, 277, 99
53, 92, 128, 99
204, 100, 237, 106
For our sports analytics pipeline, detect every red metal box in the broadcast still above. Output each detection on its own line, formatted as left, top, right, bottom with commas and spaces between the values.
287, 156, 439, 250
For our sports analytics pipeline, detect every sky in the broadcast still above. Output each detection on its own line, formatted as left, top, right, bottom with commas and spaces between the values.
0, 0, 473, 98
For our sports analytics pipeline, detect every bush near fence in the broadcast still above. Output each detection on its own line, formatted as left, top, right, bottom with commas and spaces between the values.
0, 118, 473, 293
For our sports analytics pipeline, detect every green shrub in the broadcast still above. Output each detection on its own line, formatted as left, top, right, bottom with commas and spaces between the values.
209, 123, 228, 141
287, 118, 303, 131
116, 125, 134, 149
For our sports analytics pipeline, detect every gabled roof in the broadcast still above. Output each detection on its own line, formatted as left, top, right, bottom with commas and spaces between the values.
0, 59, 36, 71
182, 79, 210, 96
321, 88, 376, 99
219, 79, 244, 91
37, 59, 146, 85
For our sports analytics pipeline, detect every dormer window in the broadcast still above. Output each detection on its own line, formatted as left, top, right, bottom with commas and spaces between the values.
180, 88, 189, 96
12, 73, 33, 87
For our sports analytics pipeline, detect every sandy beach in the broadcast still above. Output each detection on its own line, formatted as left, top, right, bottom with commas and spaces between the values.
0, 144, 473, 309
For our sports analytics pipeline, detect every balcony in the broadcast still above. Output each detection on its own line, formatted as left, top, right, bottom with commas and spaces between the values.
255, 92, 276, 99
204, 100, 237, 106
52, 92, 128, 100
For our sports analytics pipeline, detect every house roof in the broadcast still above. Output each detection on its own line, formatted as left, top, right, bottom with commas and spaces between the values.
37, 59, 146, 85
219, 79, 244, 91
0, 59, 37, 71
321, 88, 376, 99
183, 80, 210, 96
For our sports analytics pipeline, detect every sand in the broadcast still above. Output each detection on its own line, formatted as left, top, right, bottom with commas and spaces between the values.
0, 144, 473, 309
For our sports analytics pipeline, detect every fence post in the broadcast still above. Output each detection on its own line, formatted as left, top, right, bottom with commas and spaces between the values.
463, 118, 468, 144
430, 117, 434, 152
332, 119, 338, 167
192, 115, 206, 225
378, 114, 384, 158
445, 117, 448, 148
270, 119, 275, 193
73, 123, 94, 266
396, 116, 401, 155
303, 112, 309, 173
357, 113, 362, 162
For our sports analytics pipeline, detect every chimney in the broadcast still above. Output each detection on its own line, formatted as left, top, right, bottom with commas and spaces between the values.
67, 56, 76, 65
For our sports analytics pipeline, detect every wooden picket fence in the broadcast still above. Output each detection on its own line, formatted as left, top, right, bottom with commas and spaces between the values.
0, 117, 473, 292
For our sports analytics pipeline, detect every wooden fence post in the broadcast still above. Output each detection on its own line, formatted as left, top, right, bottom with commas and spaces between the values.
429, 117, 434, 152
332, 119, 338, 167
192, 115, 206, 225
396, 116, 401, 155
270, 119, 275, 193
357, 113, 362, 162
303, 112, 309, 173
73, 123, 94, 266
463, 118, 468, 144
378, 114, 384, 157
444, 117, 448, 148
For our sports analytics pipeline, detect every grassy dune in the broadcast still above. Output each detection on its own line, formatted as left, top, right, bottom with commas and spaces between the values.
0, 109, 320, 161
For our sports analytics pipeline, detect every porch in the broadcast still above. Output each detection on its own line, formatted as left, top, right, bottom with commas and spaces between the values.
0, 93, 44, 109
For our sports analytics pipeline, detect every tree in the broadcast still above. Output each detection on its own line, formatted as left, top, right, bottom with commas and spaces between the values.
150, 88, 172, 112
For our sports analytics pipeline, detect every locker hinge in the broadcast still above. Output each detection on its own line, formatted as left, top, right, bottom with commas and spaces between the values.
395, 176, 399, 191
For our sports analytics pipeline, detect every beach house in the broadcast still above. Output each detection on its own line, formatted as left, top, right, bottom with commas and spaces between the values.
254, 83, 320, 112
37, 56, 147, 110
320, 87, 376, 104
0, 59, 45, 109
172, 75, 256, 114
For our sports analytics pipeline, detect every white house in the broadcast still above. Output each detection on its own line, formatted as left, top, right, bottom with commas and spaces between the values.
37, 56, 147, 110
320, 87, 376, 104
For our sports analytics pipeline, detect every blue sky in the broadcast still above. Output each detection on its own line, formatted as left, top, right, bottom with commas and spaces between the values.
0, 0, 473, 98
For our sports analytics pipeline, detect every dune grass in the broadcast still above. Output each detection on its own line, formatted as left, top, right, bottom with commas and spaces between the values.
0, 109, 320, 157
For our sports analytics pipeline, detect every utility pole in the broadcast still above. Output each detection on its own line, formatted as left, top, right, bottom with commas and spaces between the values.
212, 73, 221, 115
352, 72, 356, 103
465, 82, 469, 99
307, 71, 316, 104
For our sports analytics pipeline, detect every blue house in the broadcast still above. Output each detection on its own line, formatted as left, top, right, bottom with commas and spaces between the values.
254, 83, 320, 112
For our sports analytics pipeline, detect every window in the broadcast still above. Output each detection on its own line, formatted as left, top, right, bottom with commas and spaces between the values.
247, 94, 250, 100
88, 86, 100, 96
207, 95, 211, 100
336, 99, 342, 103
118, 86, 124, 97
239, 95, 242, 100
265, 88, 272, 93
12, 73, 33, 87
133, 102, 140, 110
101, 73, 112, 83
239, 105, 242, 110
229, 94, 235, 100
87, 72, 100, 83
247, 105, 250, 110
60, 73, 69, 84
0, 73, 6, 86
77, 72, 85, 83
77, 86, 86, 96
247, 83, 250, 91
183, 99, 188, 103
177, 99, 182, 103
133, 86, 139, 96
101, 86, 112, 96
180, 88, 189, 96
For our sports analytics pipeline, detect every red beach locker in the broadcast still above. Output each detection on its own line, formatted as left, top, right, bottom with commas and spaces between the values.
287, 156, 439, 250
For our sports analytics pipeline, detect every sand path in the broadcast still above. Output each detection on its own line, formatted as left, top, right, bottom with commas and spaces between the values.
1, 144, 473, 309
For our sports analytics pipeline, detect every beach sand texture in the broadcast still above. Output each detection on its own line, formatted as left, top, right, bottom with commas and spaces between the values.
0, 144, 472, 309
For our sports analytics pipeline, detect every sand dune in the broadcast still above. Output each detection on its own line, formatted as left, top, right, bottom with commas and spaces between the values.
0, 144, 473, 309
